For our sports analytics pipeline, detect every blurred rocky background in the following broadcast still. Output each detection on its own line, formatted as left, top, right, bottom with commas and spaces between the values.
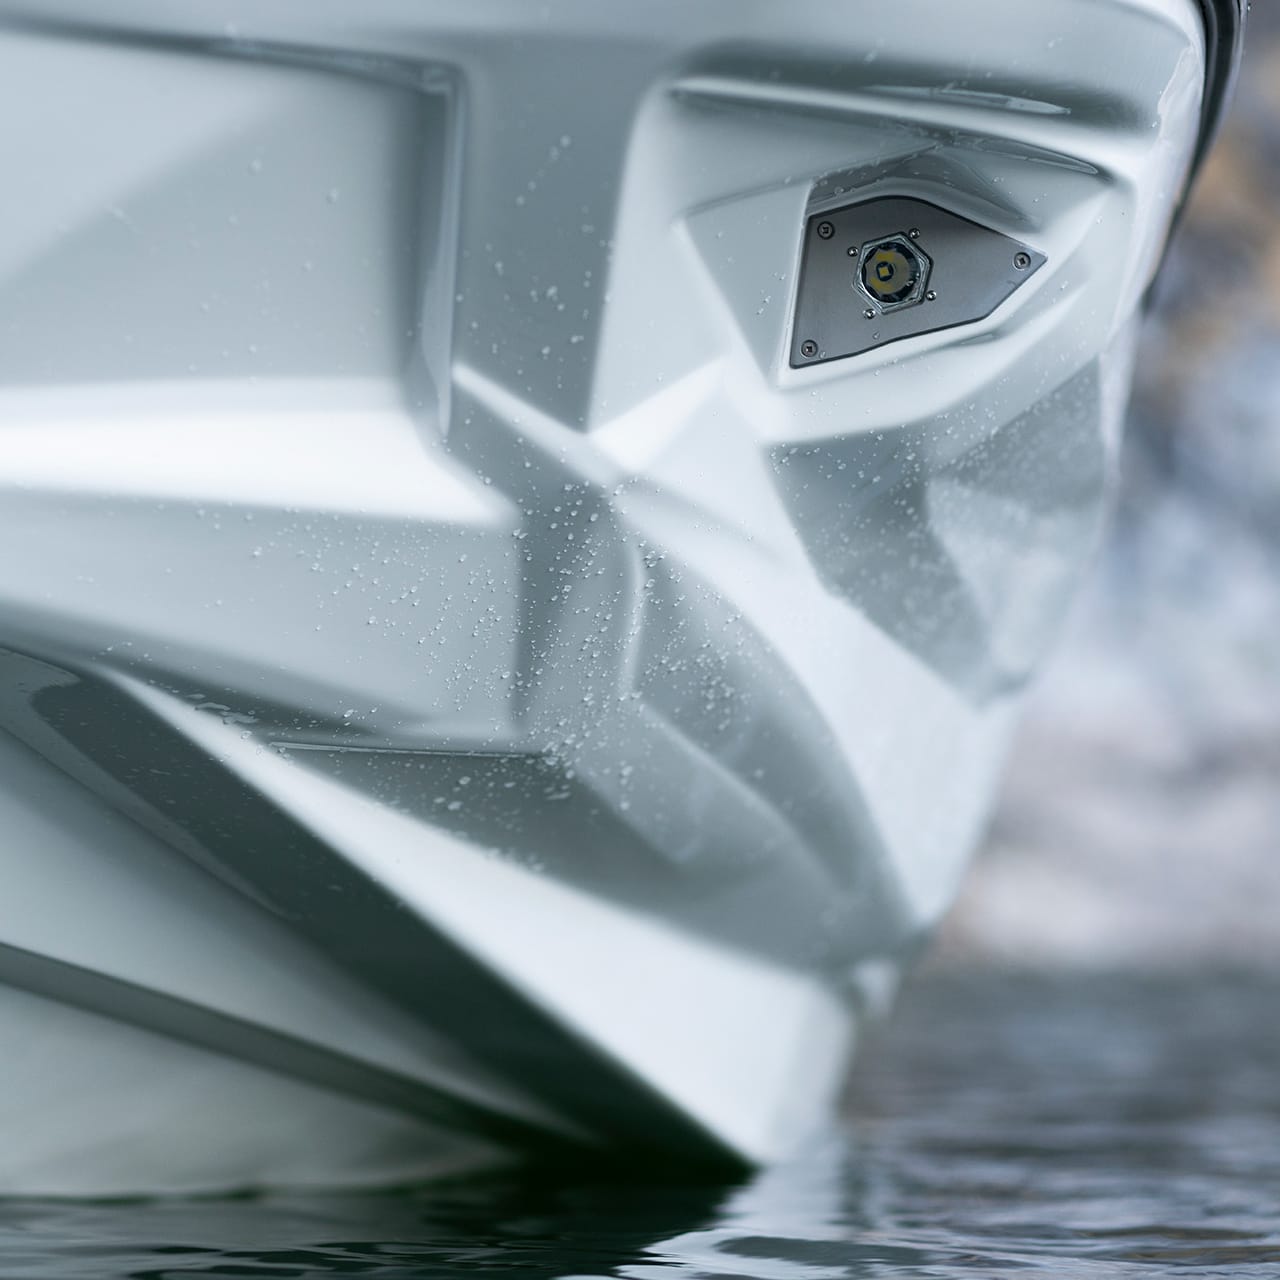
940, 8, 1280, 970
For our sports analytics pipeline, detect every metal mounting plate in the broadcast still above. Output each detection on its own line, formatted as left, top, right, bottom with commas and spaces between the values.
789, 197, 1045, 367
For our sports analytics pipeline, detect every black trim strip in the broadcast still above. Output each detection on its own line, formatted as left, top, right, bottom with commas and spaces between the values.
1150, 0, 1246, 293
1191, 0, 1248, 183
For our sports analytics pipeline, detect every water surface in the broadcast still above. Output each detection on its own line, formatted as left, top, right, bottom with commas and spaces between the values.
3, 974, 1276, 1278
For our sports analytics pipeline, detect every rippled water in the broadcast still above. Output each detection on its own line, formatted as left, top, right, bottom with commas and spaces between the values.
2, 975, 1276, 1278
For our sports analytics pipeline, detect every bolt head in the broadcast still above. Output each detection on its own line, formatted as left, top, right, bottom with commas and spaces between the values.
816, 220, 835, 240
800, 339, 819, 359
855, 233, 932, 311
1013, 251, 1032, 270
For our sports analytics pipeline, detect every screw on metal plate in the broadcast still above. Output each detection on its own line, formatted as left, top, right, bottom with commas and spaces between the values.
800, 339, 819, 359
816, 220, 835, 240
908, 227, 921, 239
846, 245, 859, 257
925, 290, 937, 301
863, 308, 875, 319
1013, 251, 1031, 270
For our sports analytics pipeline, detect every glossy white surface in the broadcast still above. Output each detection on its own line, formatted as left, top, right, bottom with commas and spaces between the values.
0, 0, 1204, 1190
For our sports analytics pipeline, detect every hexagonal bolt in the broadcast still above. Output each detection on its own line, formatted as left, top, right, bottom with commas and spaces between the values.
855, 234, 932, 312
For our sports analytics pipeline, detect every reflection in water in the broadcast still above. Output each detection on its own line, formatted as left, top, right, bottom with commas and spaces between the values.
2, 976, 1277, 1278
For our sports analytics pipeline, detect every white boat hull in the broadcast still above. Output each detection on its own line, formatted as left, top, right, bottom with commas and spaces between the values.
0, 0, 1230, 1192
